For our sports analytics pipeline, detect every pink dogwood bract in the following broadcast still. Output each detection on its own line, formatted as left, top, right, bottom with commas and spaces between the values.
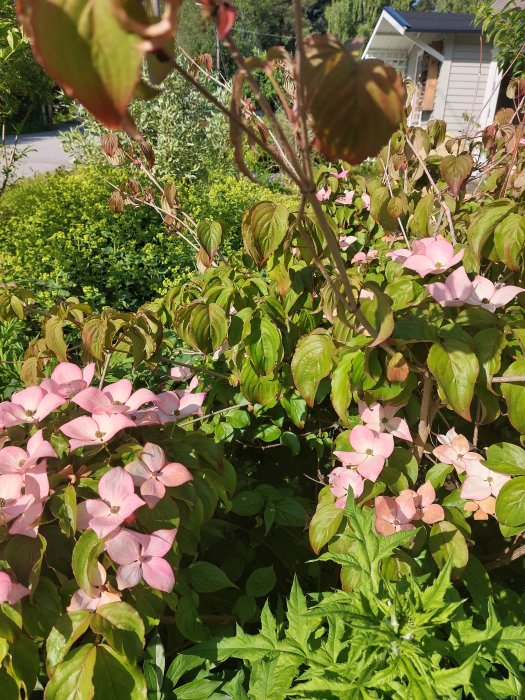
335, 189, 355, 205
328, 466, 364, 508
67, 562, 121, 612
40, 362, 95, 398
339, 234, 357, 251
358, 401, 412, 442
170, 366, 192, 381
125, 442, 193, 508
374, 495, 416, 535
0, 429, 55, 498
460, 462, 510, 501
351, 249, 378, 265
0, 571, 29, 605
464, 496, 496, 520
316, 187, 331, 201
60, 413, 135, 450
334, 425, 394, 482
425, 266, 474, 307
153, 390, 206, 424
76, 467, 145, 538
391, 236, 463, 277
396, 481, 444, 525
433, 430, 481, 473
106, 528, 177, 592
0, 387, 65, 427
73, 379, 156, 415
465, 275, 524, 312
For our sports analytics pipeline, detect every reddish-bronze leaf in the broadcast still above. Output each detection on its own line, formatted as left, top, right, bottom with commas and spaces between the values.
439, 154, 473, 197
302, 34, 405, 165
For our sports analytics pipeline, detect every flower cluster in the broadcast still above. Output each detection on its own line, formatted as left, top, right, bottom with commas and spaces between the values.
0, 361, 205, 606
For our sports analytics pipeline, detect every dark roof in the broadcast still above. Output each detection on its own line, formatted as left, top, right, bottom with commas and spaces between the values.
385, 7, 482, 33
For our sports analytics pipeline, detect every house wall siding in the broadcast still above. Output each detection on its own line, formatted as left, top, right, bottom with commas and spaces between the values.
442, 35, 492, 134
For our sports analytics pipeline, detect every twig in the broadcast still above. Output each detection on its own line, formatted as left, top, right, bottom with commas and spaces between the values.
178, 401, 250, 427
417, 374, 433, 462
99, 352, 112, 388
491, 375, 525, 383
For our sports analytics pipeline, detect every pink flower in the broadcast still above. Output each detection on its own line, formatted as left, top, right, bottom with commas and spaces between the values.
433, 430, 481, 474
0, 387, 65, 427
153, 390, 206, 424
396, 481, 444, 525
394, 237, 463, 277
316, 187, 331, 201
0, 571, 29, 605
339, 235, 357, 251
358, 402, 412, 442
361, 193, 371, 211
0, 429, 55, 499
334, 425, 394, 482
335, 189, 355, 205
328, 466, 364, 508
332, 168, 349, 180
67, 562, 121, 612
124, 443, 193, 508
41, 362, 95, 399
465, 275, 524, 313
73, 379, 156, 415
374, 495, 416, 535
6, 473, 48, 538
387, 248, 412, 265
170, 366, 192, 381
351, 249, 378, 265
0, 474, 33, 527
464, 496, 496, 520
76, 468, 145, 538
106, 528, 177, 592
60, 413, 135, 451
425, 266, 473, 307
461, 462, 510, 500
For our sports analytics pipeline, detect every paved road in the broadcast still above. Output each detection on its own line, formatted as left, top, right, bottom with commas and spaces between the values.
4, 127, 73, 180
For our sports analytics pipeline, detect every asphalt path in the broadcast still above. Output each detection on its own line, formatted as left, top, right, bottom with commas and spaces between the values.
4, 127, 73, 180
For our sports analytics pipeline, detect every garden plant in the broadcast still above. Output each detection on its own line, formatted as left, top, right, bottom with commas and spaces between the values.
0, 0, 524, 697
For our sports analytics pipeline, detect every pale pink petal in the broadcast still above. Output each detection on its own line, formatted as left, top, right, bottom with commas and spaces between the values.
106, 530, 141, 565
94, 414, 135, 442
153, 392, 180, 415
141, 557, 175, 592
140, 443, 166, 473
130, 409, 161, 427
140, 479, 165, 507
417, 481, 436, 508
374, 432, 395, 458
464, 461, 490, 479
26, 430, 57, 465
67, 589, 101, 612
0, 447, 27, 473
426, 282, 452, 305
446, 266, 472, 301
395, 492, 417, 522
9, 500, 45, 538
0, 473, 23, 499
51, 363, 83, 385
98, 468, 135, 506
124, 460, 151, 486
422, 504, 444, 524
171, 366, 192, 381
334, 450, 365, 467
425, 239, 455, 266
470, 276, 495, 304
125, 388, 157, 412
142, 529, 177, 557
25, 464, 49, 500
177, 392, 206, 418
449, 250, 465, 267
116, 562, 143, 590
461, 476, 492, 501
33, 392, 66, 421
73, 388, 112, 414
357, 455, 385, 481
433, 444, 458, 465
76, 499, 111, 530
490, 285, 525, 308
388, 417, 412, 442
11, 387, 44, 413
349, 425, 374, 453
6, 581, 30, 605
60, 416, 98, 441
0, 572, 12, 603
159, 463, 193, 488
402, 255, 435, 276
375, 496, 397, 524
103, 379, 133, 405
89, 514, 125, 539
491, 472, 511, 497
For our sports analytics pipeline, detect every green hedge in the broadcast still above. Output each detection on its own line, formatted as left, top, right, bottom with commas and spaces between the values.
0, 166, 295, 308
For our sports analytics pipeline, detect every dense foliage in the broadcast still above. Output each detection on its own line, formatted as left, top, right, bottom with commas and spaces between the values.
1, 0, 525, 697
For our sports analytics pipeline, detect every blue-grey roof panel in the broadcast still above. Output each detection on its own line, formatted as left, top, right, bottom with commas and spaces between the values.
385, 7, 482, 33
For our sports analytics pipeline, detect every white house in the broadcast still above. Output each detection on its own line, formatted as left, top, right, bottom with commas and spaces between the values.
362, 7, 501, 134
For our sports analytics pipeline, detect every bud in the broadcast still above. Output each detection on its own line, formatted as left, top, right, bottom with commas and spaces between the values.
163, 182, 177, 208
100, 133, 119, 158
108, 190, 125, 213
139, 141, 155, 169
386, 352, 409, 383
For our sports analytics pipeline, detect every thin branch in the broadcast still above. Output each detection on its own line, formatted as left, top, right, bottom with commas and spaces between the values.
492, 375, 525, 383
416, 374, 433, 462
178, 401, 250, 427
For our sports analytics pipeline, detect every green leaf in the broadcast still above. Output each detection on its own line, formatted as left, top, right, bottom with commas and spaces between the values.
495, 476, 525, 529
175, 592, 209, 643
186, 302, 228, 355
17, 0, 144, 129
72, 530, 106, 595
143, 631, 164, 700
232, 491, 265, 517
501, 360, 525, 434
280, 431, 301, 455
280, 392, 307, 429
196, 221, 222, 259
4, 534, 46, 590
45, 642, 97, 700
291, 330, 334, 407
246, 316, 283, 375
467, 199, 515, 260
45, 316, 68, 361
246, 566, 276, 598
303, 34, 405, 164
49, 484, 77, 538
92, 645, 147, 699
46, 611, 93, 674
484, 443, 525, 476
409, 192, 434, 237
439, 154, 473, 196
186, 562, 237, 593
274, 498, 308, 527
330, 350, 359, 423
429, 521, 469, 576
242, 201, 289, 266
21, 576, 62, 640
90, 602, 145, 664
309, 488, 344, 555
248, 656, 298, 700
425, 463, 453, 489
427, 339, 479, 420
239, 360, 279, 406
494, 213, 525, 271
9, 633, 39, 697
472, 328, 505, 386
359, 283, 394, 347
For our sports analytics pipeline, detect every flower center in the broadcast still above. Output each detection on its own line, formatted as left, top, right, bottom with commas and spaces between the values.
18, 459, 25, 468
0, 498, 5, 508
365, 448, 374, 456
481, 298, 490, 304
110, 505, 120, 514
435, 261, 443, 269
174, 409, 181, 416
95, 431, 106, 439
487, 476, 493, 483
25, 409, 36, 417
